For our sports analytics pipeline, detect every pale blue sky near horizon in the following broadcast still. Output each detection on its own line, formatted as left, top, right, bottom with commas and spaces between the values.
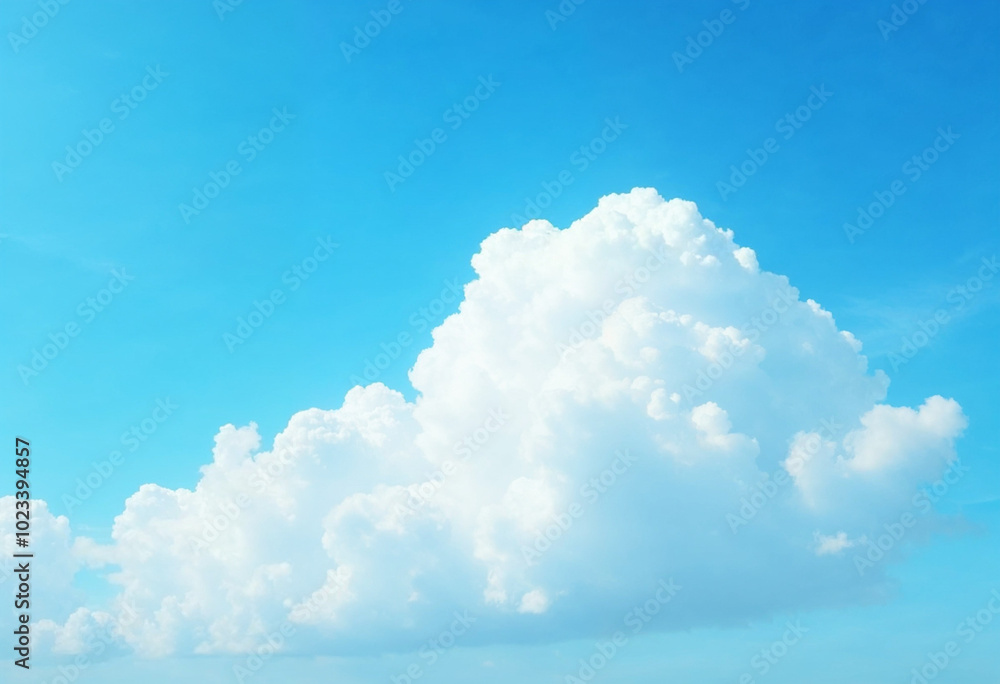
1, 0, 998, 681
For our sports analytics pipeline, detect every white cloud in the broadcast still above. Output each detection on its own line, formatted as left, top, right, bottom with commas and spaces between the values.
518, 589, 550, 614
3, 189, 967, 656
0, 499, 83, 615
814, 532, 855, 555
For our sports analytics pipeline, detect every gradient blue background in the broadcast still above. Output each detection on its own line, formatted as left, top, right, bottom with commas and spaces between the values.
1, 0, 998, 681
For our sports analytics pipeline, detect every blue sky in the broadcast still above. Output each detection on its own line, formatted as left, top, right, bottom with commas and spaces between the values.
1, 0, 998, 682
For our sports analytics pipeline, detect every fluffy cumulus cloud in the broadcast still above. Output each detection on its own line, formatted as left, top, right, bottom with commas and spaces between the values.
3, 189, 968, 657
